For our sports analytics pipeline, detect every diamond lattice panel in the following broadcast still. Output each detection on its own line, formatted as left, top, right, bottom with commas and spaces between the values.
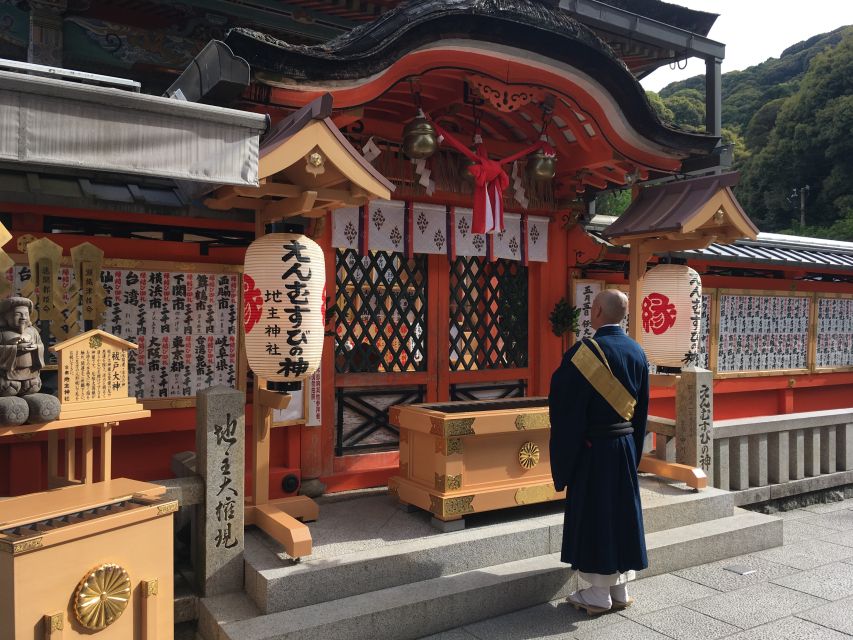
335, 249, 428, 373
449, 257, 528, 371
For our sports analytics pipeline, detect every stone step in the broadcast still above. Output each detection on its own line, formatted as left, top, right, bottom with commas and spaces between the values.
245, 486, 734, 614
199, 509, 780, 640
643, 507, 782, 577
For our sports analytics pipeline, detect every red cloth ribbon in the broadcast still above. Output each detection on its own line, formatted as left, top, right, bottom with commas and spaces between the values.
431, 121, 554, 234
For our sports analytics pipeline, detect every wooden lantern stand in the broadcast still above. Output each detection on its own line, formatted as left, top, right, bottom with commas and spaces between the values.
613, 175, 760, 487
244, 376, 317, 559
205, 94, 393, 560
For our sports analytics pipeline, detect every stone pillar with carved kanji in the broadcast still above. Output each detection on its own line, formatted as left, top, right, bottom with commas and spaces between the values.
676, 366, 714, 484
195, 385, 246, 596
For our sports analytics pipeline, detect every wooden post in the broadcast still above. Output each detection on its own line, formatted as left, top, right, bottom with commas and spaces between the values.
64, 427, 75, 482
82, 426, 94, 484
100, 423, 112, 482
252, 376, 271, 506
627, 241, 649, 342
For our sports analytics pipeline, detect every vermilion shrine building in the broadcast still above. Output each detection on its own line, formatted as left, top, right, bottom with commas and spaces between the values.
0, 0, 851, 498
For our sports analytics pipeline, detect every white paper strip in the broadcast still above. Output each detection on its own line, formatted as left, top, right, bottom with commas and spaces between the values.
453, 207, 487, 257
527, 215, 550, 262
493, 213, 522, 261
332, 206, 360, 250
367, 199, 406, 253
412, 202, 448, 254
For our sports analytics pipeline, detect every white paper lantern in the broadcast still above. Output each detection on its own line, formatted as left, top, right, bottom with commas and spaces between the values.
640, 264, 702, 368
243, 233, 325, 381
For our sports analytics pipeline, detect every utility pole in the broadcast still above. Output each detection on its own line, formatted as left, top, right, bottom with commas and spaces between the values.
799, 185, 810, 228
791, 185, 810, 228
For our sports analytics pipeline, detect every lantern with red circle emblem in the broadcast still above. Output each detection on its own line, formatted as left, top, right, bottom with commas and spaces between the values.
640, 264, 702, 368
243, 233, 325, 381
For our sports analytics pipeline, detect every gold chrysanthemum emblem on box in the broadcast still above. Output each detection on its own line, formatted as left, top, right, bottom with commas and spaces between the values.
518, 442, 540, 469
73, 563, 131, 630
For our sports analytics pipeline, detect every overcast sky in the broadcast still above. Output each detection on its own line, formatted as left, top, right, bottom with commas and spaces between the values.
641, 0, 853, 92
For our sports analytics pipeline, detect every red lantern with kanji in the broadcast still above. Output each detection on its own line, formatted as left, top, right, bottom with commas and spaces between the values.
243, 233, 325, 381
640, 264, 702, 368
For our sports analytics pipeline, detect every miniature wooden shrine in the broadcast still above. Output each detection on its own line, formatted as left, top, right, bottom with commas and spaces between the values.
0, 330, 150, 487
0, 479, 175, 640
0, 329, 173, 639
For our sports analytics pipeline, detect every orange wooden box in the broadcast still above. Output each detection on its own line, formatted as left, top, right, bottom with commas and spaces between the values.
389, 397, 565, 522
0, 479, 175, 640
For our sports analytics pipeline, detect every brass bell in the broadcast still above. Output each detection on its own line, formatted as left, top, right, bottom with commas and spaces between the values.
527, 148, 556, 181
402, 116, 437, 160
461, 146, 478, 182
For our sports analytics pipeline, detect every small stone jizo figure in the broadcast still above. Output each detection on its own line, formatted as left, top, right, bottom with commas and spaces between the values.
0, 297, 45, 396
0, 296, 59, 425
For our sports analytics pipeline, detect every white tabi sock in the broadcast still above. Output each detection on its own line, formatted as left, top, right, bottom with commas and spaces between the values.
610, 583, 629, 604
583, 586, 612, 609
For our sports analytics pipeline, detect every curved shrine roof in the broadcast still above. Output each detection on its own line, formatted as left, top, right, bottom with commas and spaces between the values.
225, 0, 719, 161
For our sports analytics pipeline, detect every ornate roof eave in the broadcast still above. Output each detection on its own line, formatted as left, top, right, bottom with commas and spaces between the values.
225, 0, 719, 159
205, 94, 393, 220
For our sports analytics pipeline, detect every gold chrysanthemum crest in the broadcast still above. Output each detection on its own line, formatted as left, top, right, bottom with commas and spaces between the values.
73, 563, 131, 630
518, 442, 540, 469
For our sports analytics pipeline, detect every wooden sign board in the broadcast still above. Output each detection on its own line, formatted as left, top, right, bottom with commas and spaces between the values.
51, 329, 144, 420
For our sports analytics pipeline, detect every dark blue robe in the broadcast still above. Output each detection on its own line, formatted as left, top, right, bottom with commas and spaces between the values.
548, 325, 649, 574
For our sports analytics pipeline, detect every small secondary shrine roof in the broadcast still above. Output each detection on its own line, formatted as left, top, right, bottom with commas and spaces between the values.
603, 172, 759, 248
205, 94, 393, 219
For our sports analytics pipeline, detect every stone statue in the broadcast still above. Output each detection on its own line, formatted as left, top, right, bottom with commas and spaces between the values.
0, 296, 60, 425
0, 297, 45, 396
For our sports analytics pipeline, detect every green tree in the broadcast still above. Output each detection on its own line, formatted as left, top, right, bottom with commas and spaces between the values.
645, 90, 674, 123
663, 90, 705, 129
744, 97, 785, 150
595, 189, 632, 217
738, 30, 853, 230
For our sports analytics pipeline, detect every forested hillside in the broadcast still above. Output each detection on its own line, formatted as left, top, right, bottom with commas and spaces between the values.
645, 26, 853, 239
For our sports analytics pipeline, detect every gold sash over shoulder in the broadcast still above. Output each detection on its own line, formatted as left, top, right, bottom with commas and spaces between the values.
570, 339, 636, 422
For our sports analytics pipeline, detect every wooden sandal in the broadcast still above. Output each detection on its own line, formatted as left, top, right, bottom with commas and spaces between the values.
611, 596, 635, 610
566, 592, 612, 616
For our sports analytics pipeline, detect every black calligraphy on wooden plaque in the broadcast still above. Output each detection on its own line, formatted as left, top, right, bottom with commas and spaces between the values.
4, 265, 238, 399
717, 294, 809, 372
816, 297, 853, 369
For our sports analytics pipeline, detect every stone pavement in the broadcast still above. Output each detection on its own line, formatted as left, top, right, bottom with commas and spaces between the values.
422, 497, 853, 640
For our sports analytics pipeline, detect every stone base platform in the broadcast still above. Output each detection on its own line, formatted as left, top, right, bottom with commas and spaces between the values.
198, 475, 782, 640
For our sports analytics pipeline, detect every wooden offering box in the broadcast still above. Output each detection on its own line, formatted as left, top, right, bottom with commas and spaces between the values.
389, 397, 565, 523
0, 479, 176, 639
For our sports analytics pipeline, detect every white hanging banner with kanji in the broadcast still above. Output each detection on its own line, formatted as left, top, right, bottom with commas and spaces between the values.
332, 206, 360, 250
493, 213, 523, 261
411, 202, 448, 255
527, 215, 549, 262
332, 201, 548, 262
366, 200, 406, 253
453, 207, 487, 257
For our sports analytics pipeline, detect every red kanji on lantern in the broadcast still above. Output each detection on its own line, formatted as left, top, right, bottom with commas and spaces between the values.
243, 274, 263, 334
642, 292, 677, 335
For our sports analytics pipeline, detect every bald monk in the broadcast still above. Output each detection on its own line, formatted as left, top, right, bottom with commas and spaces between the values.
548, 289, 649, 614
